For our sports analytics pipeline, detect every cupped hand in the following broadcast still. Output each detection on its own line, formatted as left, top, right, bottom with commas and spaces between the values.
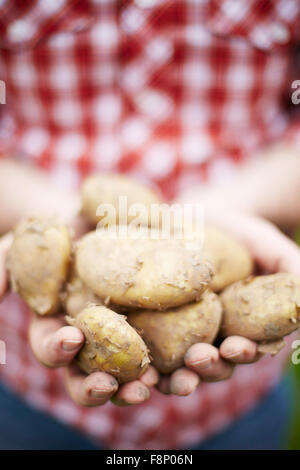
0, 220, 159, 407
29, 312, 159, 406
3, 209, 300, 403
157, 336, 260, 396
158, 209, 300, 397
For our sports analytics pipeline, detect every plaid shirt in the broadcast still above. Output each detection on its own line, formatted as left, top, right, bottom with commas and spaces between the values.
0, 0, 299, 450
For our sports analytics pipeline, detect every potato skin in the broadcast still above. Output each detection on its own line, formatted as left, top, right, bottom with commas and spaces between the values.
127, 290, 223, 374
7, 218, 71, 315
64, 275, 103, 317
64, 273, 128, 317
68, 305, 150, 383
81, 173, 162, 227
75, 229, 213, 310
204, 226, 253, 292
220, 273, 300, 341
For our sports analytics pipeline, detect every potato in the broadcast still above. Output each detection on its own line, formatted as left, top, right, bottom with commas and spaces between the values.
81, 173, 162, 228
220, 273, 300, 341
68, 304, 150, 383
127, 290, 223, 374
63, 275, 103, 317
203, 226, 253, 291
75, 229, 213, 310
6, 218, 71, 315
64, 273, 128, 317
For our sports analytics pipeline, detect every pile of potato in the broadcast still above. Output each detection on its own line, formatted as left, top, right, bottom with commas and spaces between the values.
6, 174, 300, 384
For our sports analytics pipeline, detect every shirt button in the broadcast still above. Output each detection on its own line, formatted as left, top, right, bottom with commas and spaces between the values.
134, 0, 158, 7
269, 22, 290, 44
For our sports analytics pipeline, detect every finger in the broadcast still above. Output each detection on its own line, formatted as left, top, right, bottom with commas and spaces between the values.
185, 343, 234, 382
29, 314, 84, 368
156, 376, 171, 395
64, 365, 118, 407
220, 336, 260, 363
169, 367, 200, 396
0, 233, 13, 299
111, 367, 159, 406
139, 366, 160, 388
248, 219, 300, 275
112, 380, 150, 406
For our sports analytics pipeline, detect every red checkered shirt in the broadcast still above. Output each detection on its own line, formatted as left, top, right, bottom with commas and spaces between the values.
0, 0, 300, 450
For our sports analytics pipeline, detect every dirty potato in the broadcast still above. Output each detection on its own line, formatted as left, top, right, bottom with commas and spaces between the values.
127, 290, 223, 374
203, 226, 254, 291
75, 229, 213, 310
81, 173, 162, 228
68, 304, 150, 383
220, 273, 300, 341
64, 272, 128, 317
6, 218, 71, 315
63, 274, 103, 317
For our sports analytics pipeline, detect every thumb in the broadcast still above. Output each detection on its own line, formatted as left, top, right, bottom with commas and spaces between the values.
0, 232, 13, 299
215, 211, 300, 275
237, 216, 300, 275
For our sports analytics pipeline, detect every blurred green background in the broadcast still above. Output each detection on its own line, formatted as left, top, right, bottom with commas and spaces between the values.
287, 228, 300, 449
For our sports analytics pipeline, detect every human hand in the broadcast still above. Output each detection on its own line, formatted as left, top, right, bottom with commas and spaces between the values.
3, 204, 299, 402
29, 313, 159, 406
157, 208, 300, 397
0, 216, 159, 407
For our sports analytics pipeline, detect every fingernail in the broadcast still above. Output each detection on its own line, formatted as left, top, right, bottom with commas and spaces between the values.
223, 350, 243, 359
190, 357, 212, 370
62, 339, 82, 352
110, 396, 128, 406
91, 389, 111, 399
170, 384, 191, 397
137, 386, 150, 400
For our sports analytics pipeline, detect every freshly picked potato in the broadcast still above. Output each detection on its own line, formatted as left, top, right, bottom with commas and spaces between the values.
63, 274, 103, 318
127, 290, 223, 374
68, 304, 150, 383
204, 226, 253, 292
75, 229, 214, 310
220, 273, 300, 342
63, 272, 128, 317
6, 218, 71, 315
81, 173, 162, 228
